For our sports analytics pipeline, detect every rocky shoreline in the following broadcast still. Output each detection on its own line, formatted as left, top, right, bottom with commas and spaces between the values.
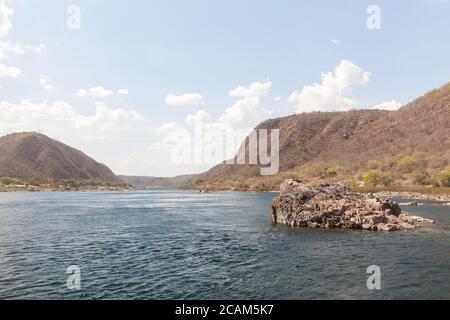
272, 180, 434, 232
374, 191, 450, 202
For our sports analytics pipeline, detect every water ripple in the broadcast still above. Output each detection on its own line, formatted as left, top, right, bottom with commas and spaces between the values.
0, 191, 449, 299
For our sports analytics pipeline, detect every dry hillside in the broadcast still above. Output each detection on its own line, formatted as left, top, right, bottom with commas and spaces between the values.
0, 132, 121, 184
185, 82, 450, 191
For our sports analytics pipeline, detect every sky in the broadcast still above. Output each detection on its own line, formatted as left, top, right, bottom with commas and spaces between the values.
0, 0, 450, 177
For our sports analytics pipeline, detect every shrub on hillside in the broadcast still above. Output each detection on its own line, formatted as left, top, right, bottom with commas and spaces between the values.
379, 174, 394, 186
192, 179, 204, 185
367, 160, 382, 170
321, 166, 344, 178
439, 170, 450, 187
363, 170, 394, 187
363, 170, 381, 186
411, 171, 431, 186
397, 155, 420, 173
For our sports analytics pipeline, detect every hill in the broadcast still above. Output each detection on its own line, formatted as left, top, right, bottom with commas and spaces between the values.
0, 132, 122, 185
184, 82, 450, 191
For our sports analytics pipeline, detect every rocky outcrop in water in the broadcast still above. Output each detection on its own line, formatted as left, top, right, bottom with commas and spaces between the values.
271, 180, 433, 231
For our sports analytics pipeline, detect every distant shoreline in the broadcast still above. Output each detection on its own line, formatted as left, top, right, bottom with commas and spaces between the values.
188, 186, 450, 202
0, 186, 133, 193
2, 185, 450, 203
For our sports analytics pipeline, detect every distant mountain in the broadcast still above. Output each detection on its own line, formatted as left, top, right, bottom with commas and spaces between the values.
119, 174, 198, 189
0, 132, 121, 184
185, 82, 450, 190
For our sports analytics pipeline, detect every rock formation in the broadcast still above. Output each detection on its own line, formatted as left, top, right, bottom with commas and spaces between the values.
271, 179, 434, 231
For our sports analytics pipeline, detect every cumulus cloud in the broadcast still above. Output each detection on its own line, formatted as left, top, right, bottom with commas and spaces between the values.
180, 81, 274, 130
0, 41, 20, 60
219, 81, 273, 129
146, 80, 274, 173
0, 100, 75, 134
219, 96, 272, 129
288, 59, 371, 113
0, 0, 13, 39
229, 81, 272, 98
331, 39, 342, 45
39, 76, 53, 91
370, 100, 402, 111
0, 42, 46, 60
75, 102, 143, 131
0, 100, 143, 135
165, 93, 205, 106
0, 1, 45, 72
117, 88, 129, 95
0, 63, 20, 77
185, 109, 212, 126
77, 86, 114, 98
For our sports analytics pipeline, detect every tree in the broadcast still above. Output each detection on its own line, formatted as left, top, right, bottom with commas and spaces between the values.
363, 170, 381, 186
380, 174, 394, 186
439, 170, 450, 187
411, 171, 430, 186
322, 166, 344, 178
397, 156, 419, 173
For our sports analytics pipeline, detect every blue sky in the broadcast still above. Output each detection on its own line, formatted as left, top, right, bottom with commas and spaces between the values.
1, 0, 450, 176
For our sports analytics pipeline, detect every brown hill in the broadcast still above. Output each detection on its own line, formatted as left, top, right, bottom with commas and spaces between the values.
0, 132, 121, 184
186, 82, 450, 191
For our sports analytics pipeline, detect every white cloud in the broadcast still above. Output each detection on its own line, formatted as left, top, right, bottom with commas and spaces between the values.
0, 41, 21, 60
0, 41, 46, 61
273, 96, 282, 102
0, 63, 20, 77
117, 88, 129, 95
145, 80, 274, 174
219, 81, 273, 129
331, 39, 342, 45
288, 59, 371, 113
77, 86, 114, 98
0, 100, 76, 134
229, 81, 272, 98
75, 102, 143, 131
175, 81, 274, 130
0, 100, 143, 135
39, 76, 53, 91
370, 100, 402, 111
0, 0, 13, 39
165, 93, 205, 106
0, 0, 45, 61
185, 109, 212, 126
219, 96, 272, 129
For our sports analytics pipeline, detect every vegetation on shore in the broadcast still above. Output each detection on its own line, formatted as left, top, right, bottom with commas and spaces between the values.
0, 177, 132, 192
182, 153, 450, 194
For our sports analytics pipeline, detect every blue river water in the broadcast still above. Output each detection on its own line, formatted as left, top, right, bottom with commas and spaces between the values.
0, 190, 449, 299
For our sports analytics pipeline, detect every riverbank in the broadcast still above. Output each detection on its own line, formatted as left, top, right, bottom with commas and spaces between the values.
188, 185, 450, 203
354, 186, 450, 202
0, 185, 134, 192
